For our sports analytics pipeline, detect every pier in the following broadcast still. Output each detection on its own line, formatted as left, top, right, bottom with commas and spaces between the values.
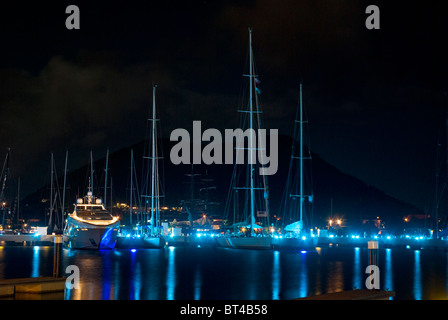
316, 235, 448, 251
0, 234, 55, 246
297, 289, 395, 300
0, 277, 66, 299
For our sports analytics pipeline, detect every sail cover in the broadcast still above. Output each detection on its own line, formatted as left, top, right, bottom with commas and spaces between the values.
230, 221, 263, 229
284, 221, 303, 233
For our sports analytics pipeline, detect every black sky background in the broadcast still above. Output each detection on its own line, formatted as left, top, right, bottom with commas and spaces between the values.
1, 0, 447, 212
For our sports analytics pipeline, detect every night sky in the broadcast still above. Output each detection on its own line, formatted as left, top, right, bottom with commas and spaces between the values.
1, 0, 447, 212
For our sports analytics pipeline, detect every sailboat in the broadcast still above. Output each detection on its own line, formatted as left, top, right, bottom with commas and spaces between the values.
271, 83, 317, 251
141, 84, 166, 248
63, 152, 120, 249
216, 29, 272, 250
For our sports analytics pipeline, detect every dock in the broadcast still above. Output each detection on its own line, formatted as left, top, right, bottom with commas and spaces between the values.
0, 277, 66, 299
0, 234, 56, 246
297, 289, 395, 300
317, 236, 448, 251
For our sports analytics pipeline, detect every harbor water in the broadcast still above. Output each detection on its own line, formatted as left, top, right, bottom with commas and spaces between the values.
1, 245, 448, 300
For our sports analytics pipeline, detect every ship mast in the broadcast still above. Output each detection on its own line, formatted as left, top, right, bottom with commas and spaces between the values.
142, 84, 162, 235
299, 82, 304, 231
150, 85, 157, 233
249, 28, 255, 237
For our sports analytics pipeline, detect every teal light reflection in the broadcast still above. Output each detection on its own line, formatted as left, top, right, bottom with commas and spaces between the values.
353, 247, 361, 289
166, 246, 176, 300
414, 250, 422, 300
272, 250, 280, 300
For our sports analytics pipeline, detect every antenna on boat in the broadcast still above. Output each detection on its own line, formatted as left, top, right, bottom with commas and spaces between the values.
104, 148, 109, 206
90, 150, 94, 195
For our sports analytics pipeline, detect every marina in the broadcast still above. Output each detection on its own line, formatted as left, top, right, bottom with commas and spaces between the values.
0, 1, 447, 307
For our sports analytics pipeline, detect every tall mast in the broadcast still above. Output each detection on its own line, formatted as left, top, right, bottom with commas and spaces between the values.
150, 85, 157, 232
130, 149, 133, 226
249, 28, 255, 237
62, 150, 68, 229
49, 153, 54, 229
299, 82, 304, 230
0, 150, 9, 228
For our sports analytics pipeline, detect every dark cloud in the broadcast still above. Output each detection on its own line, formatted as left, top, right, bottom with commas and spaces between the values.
0, 0, 447, 212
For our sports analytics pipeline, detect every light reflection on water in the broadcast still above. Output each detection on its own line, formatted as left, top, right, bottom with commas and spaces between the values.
166, 246, 176, 300
414, 250, 422, 300
272, 250, 280, 300
1, 245, 448, 300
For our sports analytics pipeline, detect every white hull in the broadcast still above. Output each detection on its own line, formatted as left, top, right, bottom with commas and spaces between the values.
214, 236, 232, 248
63, 217, 119, 249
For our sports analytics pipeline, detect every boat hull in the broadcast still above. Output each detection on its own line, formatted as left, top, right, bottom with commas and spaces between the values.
143, 236, 166, 248
271, 236, 318, 251
214, 236, 232, 248
226, 237, 272, 250
63, 218, 119, 250
116, 236, 166, 249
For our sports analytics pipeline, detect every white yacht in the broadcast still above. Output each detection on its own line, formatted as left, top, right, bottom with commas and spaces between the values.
63, 189, 120, 249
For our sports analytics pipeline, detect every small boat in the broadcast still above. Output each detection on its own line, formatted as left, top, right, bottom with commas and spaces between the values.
63, 188, 120, 249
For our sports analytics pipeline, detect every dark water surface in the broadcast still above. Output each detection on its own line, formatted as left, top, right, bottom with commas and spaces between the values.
1, 245, 447, 300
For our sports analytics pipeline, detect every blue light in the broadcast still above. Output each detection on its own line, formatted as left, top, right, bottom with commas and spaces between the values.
329, 234, 334, 238
406, 245, 411, 249
387, 236, 391, 240
301, 236, 306, 241
170, 233, 174, 238
374, 235, 378, 239
300, 250, 307, 254
131, 249, 137, 253
126, 234, 131, 238
196, 233, 202, 238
